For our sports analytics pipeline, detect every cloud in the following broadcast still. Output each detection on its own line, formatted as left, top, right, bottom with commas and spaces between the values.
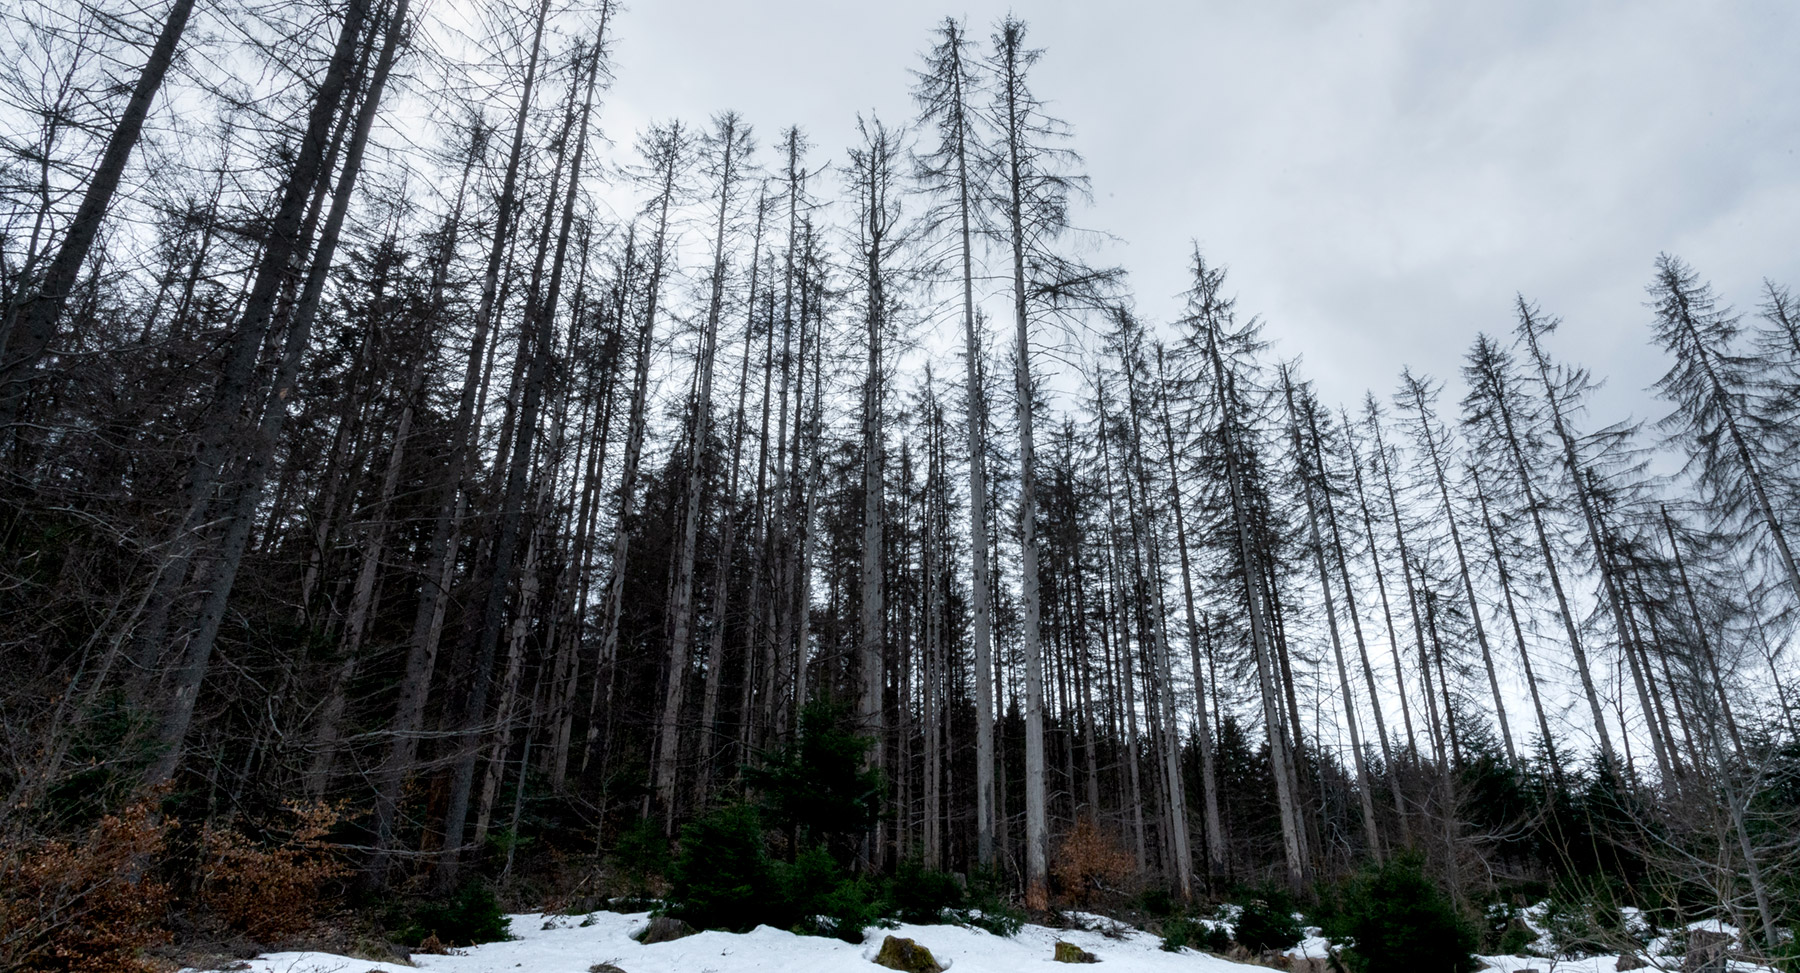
601, 0, 1800, 421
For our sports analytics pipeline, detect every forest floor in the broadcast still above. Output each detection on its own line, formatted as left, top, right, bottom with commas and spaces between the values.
175, 908, 1682, 973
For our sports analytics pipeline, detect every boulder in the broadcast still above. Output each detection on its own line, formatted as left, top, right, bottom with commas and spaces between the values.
1615, 952, 1647, 971
1053, 940, 1098, 963
636, 916, 698, 944
589, 965, 628, 973
874, 935, 945, 973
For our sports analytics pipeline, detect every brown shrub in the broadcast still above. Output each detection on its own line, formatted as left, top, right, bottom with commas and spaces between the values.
1051, 816, 1136, 907
0, 798, 172, 973
199, 802, 348, 942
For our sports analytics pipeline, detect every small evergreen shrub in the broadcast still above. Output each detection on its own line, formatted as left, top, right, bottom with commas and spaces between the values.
888, 858, 966, 924
765, 843, 883, 940
1539, 884, 1636, 957
391, 881, 511, 948
1162, 911, 1234, 953
609, 816, 670, 899
1324, 856, 1478, 973
1158, 917, 1190, 952
746, 704, 882, 856
1235, 895, 1303, 953
1201, 917, 1234, 952
963, 902, 1025, 937
1482, 901, 1538, 955
813, 874, 885, 942
666, 803, 770, 932
962, 875, 1025, 937
1139, 887, 1176, 918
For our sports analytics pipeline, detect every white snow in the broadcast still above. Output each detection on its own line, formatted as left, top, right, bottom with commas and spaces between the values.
181, 908, 1778, 973
190, 910, 1254, 973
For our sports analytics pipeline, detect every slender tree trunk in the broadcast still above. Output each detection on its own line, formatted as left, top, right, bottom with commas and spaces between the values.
0, 0, 198, 428
148, 0, 382, 786
1155, 350, 1225, 881
590, 131, 679, 766
1662, 506, 1747, 762
1401, 379, 1517, 764
999, 45, 1051, 907
1199, 311, 1304, 890
1470, 465, 1564, 784
656, 115, 742, 827
1283, 372, 1381, 859
441, 30, 603, 881
698, 197, 765, 799
369, 0, 556, 884
1347, 409, 1416, 843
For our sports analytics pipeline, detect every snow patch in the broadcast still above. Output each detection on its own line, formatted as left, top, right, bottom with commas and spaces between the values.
182, 908, 1782, 973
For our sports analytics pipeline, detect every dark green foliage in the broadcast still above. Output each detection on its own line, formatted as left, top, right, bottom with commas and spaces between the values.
1160, 914, 1232, 953
389, 881, 512, 947
1539, 879, 1635, 957
888, 858, 966, 924
1482, 902, 1538, 955
1139, 887, 1176, 918
610, 816, 670, 897
655, 798, 1020, 943
1324, 856, 1478, 973
746, 702, 884, 856
1234, 894, 1304, 953
767, 843, 883, 942
962, 893, 1025, 936
666, 803, 771, 932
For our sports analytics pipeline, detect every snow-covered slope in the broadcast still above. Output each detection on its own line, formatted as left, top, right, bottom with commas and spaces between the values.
196, 910, 1254, 973
183, 909, 1744, 973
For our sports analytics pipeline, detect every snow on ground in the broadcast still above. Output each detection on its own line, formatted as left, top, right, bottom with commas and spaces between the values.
184, 909, 1771, 973
196, 910, 1255, 973
200, 910, 1267, 971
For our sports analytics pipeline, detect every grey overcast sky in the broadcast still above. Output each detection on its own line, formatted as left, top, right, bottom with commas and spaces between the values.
599, 0, 1800, 423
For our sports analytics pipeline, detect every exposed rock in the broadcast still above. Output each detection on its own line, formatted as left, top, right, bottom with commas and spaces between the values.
1053, 940, 1098, 963
874, 935, 945, 973
1616, 952, 1647, 971
589, 964, 627, 973
635, 916, 698, 944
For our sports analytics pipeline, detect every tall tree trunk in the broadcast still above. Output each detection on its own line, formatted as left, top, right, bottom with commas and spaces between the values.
1508, 310, 1626, 776
441, 30, 603, 881
1155, 348, 1225, 882
1401, 376, 1518, 765
698, 195, 765, 799
1283, 371, 1381, 860
1347, 407, 1416, 844
370, 0, 557, 884
0, 0, 197, 429
656, 114, 743, 827
148, 0, 383, 786
1000, 36, 1051, 911
1470, 465, 1565, 785
1198, 303, 1304, 890
589, 127, 680, 766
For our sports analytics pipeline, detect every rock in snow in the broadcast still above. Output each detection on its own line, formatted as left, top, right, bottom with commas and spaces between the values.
873, 934, 945, 972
